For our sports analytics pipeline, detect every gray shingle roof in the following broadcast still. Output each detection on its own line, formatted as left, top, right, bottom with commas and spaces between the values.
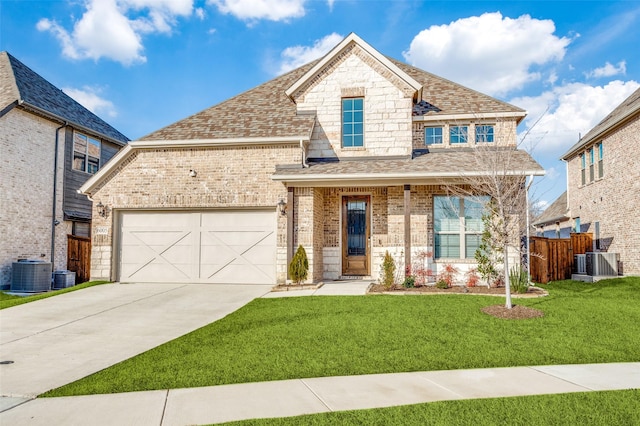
532, 191, 568, 226
274, 148, 543, 182
140, 51, 525, 142
562, 87, 640, 160
0, 51, 129, 144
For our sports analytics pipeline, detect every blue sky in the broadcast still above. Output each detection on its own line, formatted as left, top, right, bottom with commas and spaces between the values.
2, 0, 639, 210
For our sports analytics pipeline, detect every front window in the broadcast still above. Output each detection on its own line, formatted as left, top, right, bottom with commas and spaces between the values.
475, 125, 494, 143
449, 125, 468, 144
342, 98, 364, 148
425, 126, 443, 145
434, 196, 489, 259
73, 132, 101, 174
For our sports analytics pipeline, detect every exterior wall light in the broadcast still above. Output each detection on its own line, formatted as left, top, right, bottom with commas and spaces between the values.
189, 169, 197, 177
277, 199, 287, 216
96, 201, 109, 218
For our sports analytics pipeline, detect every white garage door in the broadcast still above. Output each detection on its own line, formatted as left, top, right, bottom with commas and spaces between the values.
119, 210, 276, 284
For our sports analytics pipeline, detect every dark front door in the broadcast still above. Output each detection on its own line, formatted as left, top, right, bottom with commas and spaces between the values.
342, 196, 370, 276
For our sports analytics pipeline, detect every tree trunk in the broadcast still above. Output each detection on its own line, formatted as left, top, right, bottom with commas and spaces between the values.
503, 244, 512, 309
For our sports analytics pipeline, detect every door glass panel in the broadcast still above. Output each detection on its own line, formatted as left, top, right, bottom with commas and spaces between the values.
347, 200, 366, 256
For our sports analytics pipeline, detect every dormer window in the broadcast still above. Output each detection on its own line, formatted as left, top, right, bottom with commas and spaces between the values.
342, 98, 364, 147
449, 125, 468, 144
73, 132, 101, 174
475, 125, 494, 143
425, 126, 443, 145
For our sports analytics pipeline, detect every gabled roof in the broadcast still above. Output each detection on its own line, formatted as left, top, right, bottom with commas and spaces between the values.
0, 51, 129, 144
562, 87, 640, 160
532, 191, 568, 227
285, 33, 422, 100
140, 34, 525, 142
273, 148, 544, 186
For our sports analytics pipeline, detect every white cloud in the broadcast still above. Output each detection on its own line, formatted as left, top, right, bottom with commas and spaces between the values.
37, 0, 194, 65
327, 0, 336, 11
512, 80, 640, 155
585, 61, 626, 79
208, 0, 305, 22
277, 32, 343, 74
403, 12, 572, 96
63, 86, 118, 118
195, 7, 205, 20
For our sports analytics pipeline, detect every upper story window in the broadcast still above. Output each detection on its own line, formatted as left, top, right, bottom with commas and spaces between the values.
449, 125, 468, 144
580, 153, 586, 185
434, 195, 489, 259
475, 125, 494, 143
73, 132, 101, 174
589, 147, 595, 182
342, 98, 364, 148
597, 142, 604, 178
425, 126, 443, 145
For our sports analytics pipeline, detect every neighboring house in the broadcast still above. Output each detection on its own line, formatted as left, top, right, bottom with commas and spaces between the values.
533, 191, 573, 238
80, 34, 543, 285
0, 52, 129, 288
561, 87, 640, 275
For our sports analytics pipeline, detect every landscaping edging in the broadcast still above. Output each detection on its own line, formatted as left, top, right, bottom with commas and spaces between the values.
368, 286, 548, 298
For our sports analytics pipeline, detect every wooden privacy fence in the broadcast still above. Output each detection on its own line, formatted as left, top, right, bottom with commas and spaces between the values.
67, 235, 91, 284
529, 233, 593, 284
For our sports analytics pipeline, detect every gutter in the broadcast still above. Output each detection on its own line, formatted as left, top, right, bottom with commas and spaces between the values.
51, 122, 67, 271
19, 101, 128, 146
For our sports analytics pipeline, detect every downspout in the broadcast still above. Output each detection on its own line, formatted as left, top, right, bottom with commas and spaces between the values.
51, 122, 67, 271
300, 140, 309, 168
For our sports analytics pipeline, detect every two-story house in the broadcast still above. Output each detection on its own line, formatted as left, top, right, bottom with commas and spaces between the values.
80, 34, 543, 285
560, 88, 640, 275
0, 52, 129, 288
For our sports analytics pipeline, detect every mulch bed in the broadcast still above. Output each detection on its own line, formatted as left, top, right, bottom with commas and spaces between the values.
482, 304, 545, 319
368, 284, 547, 297
369, 284, 546, 320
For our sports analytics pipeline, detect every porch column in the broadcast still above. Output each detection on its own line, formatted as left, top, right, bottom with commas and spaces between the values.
286, 186, 294, 279
404, 184, 411, 277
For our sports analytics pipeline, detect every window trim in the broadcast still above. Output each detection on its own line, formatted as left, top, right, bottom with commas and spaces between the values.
73, 131, 101, 174
597, 142, 603, 179
434, 195, 489, 260
424, 126, 443, 145
580, 153, 586, 186
341, 97, 364, 148
449, 125, 469, 144
475, 124, 495, 143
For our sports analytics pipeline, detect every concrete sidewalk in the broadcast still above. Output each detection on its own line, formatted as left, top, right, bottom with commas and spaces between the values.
1, 362, 639, 425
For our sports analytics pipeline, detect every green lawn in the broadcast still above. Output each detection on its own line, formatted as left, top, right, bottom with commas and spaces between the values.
0, 280, 109, 310
220, 389, 640, 426
44, 277, 640, 397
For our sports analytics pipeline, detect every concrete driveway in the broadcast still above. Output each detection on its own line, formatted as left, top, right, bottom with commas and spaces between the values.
0, 283, 270, 398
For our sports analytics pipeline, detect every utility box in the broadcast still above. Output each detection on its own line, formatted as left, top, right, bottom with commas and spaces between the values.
11, 260, 51, 292
53, 270, 76, 289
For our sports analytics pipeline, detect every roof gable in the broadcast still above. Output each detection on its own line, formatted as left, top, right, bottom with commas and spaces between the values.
285, 33, 422, 103
562, 87, 640, 160
0, 51, 129, 144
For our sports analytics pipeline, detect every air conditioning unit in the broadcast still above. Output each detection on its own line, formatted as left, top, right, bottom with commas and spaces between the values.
586, 252, 618, 276
11, 260, 51, 292
575, 254, 586, 274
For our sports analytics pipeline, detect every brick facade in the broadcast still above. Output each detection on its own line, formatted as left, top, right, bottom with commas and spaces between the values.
0, 109, 67, 288
88, 144, 300, 281
566, 114, 640, 274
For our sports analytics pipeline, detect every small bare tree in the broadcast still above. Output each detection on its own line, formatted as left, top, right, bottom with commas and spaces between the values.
441, 122, 542, 309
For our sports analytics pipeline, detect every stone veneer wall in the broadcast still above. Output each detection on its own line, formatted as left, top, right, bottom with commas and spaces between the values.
566, 114, 640, 275
297, 45, 414, 159
412, 119, 518, 150
0, 109, 67, 288
89, 144, 300, 281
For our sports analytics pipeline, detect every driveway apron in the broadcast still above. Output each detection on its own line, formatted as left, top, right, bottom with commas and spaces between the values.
0, 283, 270, 398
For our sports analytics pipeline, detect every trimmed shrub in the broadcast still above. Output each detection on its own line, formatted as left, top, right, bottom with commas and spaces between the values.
288, 245, 309, 285
402, 275, 416, 288
381, 251, 396, 290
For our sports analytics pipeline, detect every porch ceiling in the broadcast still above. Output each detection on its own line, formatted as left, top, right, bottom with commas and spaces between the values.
273, 148, 544, 187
